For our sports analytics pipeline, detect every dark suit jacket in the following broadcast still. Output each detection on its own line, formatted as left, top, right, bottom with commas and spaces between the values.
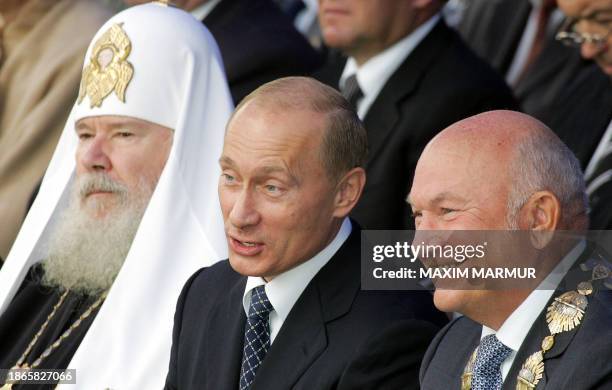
419, 248, 612, 389
316, 20, 517, 230
203, 0, 323, 104
458, 0, 612, 168
165, 226, 447, 390
590, 177, 612, 230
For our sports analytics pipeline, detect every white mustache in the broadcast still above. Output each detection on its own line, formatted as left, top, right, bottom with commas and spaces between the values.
78, 173, 128, 198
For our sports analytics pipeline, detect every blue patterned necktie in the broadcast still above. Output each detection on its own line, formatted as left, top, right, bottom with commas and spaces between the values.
239, 285, 274, 390
471, 334, 513, 390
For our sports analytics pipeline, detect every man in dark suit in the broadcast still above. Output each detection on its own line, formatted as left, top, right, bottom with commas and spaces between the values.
556, 0, 612, 230
315, 0, 516, 230
126, 0, 323, 104
411, 110, 612, 389
457, 0, 612, 168
164, 77, 446, 390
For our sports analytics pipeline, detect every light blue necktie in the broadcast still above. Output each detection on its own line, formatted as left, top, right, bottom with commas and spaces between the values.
471, 334, 513, 390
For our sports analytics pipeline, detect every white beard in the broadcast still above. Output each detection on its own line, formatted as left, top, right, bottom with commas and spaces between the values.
41, 173, 154, 295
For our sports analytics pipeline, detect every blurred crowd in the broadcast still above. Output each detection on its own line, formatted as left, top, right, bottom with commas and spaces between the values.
0, 1, 609, 388
1, 0, 610, 264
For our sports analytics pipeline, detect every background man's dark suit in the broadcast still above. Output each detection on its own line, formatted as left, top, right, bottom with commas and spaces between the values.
420, 255, 612, 389
165, 227, 447, 390
316, 20, 516, 230
203, 0, 323, 104
457, 0, 612, 168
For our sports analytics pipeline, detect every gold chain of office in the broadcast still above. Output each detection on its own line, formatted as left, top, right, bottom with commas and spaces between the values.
460, 262, 610, 390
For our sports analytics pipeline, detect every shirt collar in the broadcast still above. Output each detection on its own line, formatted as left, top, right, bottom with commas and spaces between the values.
339, 14, 440, 99
481, 240, 586, 351
191, 0, 222, 21
242, 218, 352, 321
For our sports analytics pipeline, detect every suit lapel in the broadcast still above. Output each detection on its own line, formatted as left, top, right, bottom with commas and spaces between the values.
251, 226, 362, 389
504, 247, 595, 389
205, 276, 247, 389
362, 21, 452, 165
514, 38, 576, 99
486, 0, 532, 73
250, 282, 327, 390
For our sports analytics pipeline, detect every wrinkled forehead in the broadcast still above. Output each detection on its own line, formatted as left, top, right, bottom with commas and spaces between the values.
223, 102, 327, 174
74, 115, 172, 133
410, 134, 512, 203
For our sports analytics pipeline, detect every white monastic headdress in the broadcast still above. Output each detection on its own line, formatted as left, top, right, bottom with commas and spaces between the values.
0, 3, 233, 388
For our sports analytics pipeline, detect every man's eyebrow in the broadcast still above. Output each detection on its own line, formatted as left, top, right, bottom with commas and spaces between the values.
75, 122, 90, 131
255, 165, 300, 185
219, 156, 235, 166
406, 191, 466, 207
257, 165, 289, 175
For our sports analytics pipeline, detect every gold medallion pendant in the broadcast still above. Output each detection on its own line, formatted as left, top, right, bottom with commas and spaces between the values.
460, 260, 609, 390
514, 262, 605, 390
78, 23, 134, 108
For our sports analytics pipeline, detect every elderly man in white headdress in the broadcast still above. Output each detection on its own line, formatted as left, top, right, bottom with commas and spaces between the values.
0, 2, 233, 388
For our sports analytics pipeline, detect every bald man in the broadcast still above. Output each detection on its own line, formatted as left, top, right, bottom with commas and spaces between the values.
415, 111, 612, 389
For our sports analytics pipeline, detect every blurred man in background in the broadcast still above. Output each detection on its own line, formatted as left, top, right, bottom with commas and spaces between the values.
557, 0, 612, 230
125, 0, 323, 104
315, 0, 516, 230
458, 0, 612, 169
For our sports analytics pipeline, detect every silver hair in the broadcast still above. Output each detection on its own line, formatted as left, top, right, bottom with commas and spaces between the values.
506, 130, 588, 229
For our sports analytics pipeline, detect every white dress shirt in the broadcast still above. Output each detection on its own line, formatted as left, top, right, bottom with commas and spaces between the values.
242, 218, 352, 343
480, 240, 586, 381
191, 0, 223, 21
339, 14, 440, 119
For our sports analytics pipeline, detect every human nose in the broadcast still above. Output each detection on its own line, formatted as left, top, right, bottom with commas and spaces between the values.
78, 136, 111, 172
228, 188, 261, 229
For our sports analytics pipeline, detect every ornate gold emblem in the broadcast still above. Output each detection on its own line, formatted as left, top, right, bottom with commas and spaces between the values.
546, 291, 587, 334
517, 350, 544, 390
541, 335, 554, 352
78, 23, 134, 108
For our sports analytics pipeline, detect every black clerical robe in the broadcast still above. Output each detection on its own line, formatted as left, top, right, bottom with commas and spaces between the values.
0, 265, 101, 390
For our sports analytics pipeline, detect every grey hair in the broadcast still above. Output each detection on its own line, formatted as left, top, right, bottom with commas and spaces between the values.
506, 130, 588, 229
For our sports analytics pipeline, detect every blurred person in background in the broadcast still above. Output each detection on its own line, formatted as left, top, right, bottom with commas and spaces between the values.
557, 0, 612, 229
125, 0, 323, 104
315, 0, 516, 230
457, 0, 612, 168
275, 0, 324, 49
0, 0, 112, 265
